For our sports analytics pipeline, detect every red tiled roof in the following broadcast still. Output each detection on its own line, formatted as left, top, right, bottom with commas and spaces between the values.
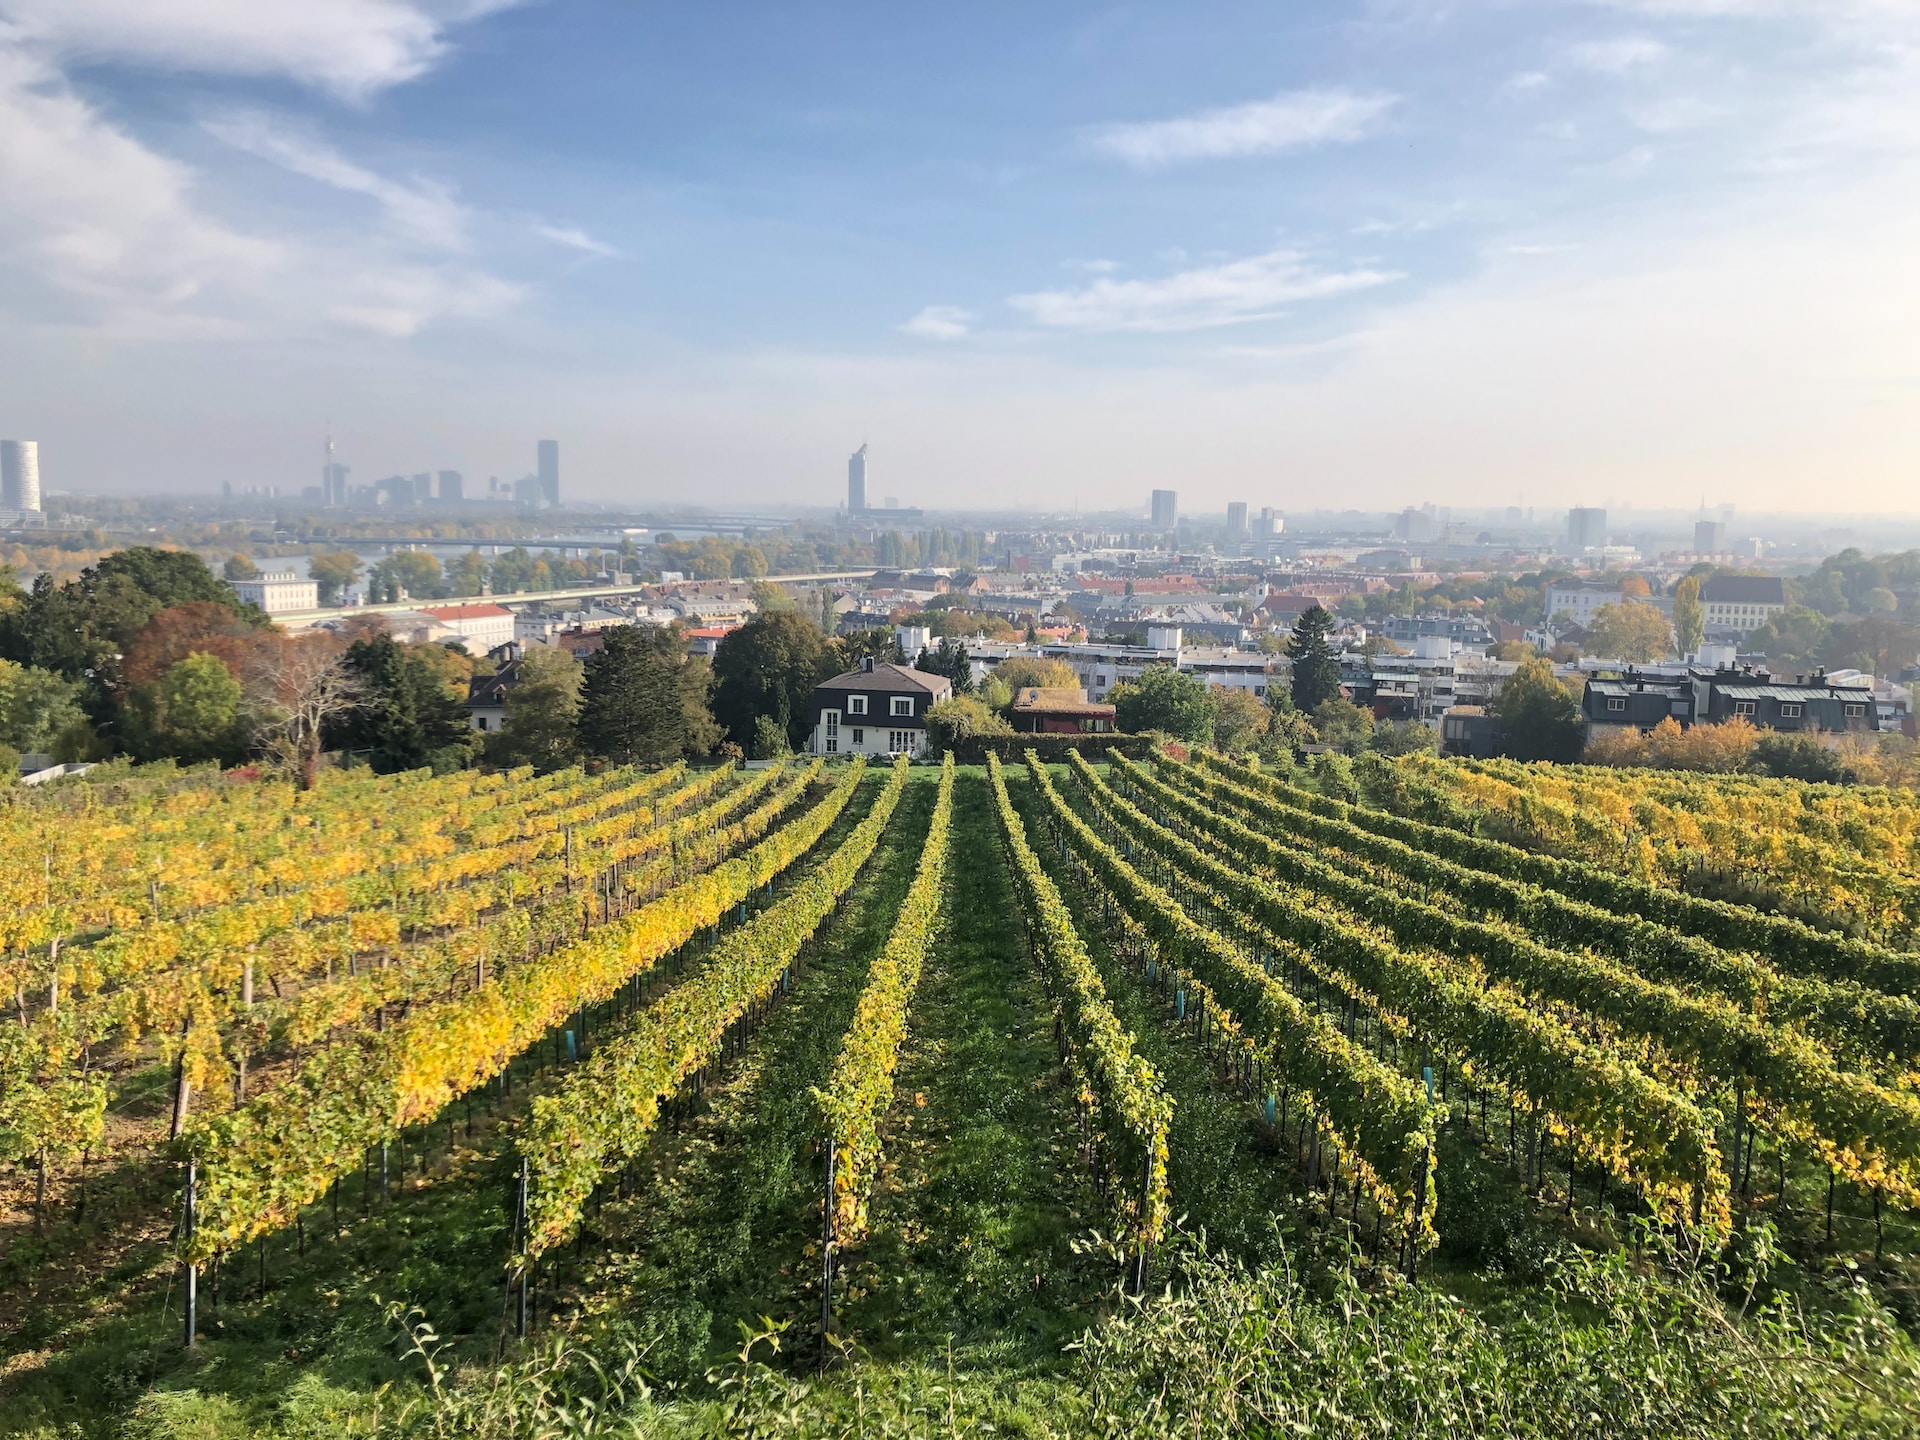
423, 603, 513, 620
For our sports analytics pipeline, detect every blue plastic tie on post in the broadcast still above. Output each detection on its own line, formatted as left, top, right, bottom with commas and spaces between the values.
1422, 1066, 1434, 1103
1265, 1095, 1277, 1127
1176, 990, 1186, 1021
566, 1030, 578, 1064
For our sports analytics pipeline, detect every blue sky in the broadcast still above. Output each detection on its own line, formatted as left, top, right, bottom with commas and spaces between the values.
0, 1, 1916, 515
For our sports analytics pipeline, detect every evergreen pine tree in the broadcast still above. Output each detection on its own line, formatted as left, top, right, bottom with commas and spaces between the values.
1286, 604, 1342, 713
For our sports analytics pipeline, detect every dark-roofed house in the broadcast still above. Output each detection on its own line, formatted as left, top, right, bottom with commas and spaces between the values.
807, 658, 952, 759
1010, 686, 1116, 735
1700, 575, 1786, 636
466, 653, 525, 733
1581, 665, 1878, 737
1696, 674, 1876, 733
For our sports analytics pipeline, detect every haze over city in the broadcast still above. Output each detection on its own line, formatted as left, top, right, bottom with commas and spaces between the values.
1, 0, 1916, 513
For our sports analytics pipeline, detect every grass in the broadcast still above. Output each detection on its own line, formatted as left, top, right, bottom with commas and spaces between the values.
835, 770, 1107, 1366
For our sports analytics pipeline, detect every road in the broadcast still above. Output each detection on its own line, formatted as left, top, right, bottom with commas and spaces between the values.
273, 570, 877, 629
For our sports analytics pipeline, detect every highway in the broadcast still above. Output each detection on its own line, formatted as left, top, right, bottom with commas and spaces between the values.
273, 570, 877, 629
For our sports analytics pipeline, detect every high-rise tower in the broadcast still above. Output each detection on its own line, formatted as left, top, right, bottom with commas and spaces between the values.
1150, 488, 1178, 532
848, 443, 868, 513
2, 440, 42, 512
537, 439, 559, 507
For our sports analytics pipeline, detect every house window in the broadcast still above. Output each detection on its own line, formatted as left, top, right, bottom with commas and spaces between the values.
1607, 697, 1626, 712
889, 730, 913, 753
1845, 703, 1866, 718
890, 696, 913, 717
1778, 703, 1803, 719
847, 695, 868, 716
824, 711, 839, 754
852, 728, 864, 745
476, 716, 489, 731
1733, 701, 1757, 716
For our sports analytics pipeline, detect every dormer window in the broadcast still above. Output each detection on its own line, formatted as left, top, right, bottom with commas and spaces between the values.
890, 696, 913, 717
847, 695, 868, 715
1778, 703, 1802, 718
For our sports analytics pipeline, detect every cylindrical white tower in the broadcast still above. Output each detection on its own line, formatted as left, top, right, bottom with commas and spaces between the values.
1, 441, 41, 513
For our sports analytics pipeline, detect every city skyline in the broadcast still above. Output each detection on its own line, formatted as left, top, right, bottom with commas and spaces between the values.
0, 3, 1916, 512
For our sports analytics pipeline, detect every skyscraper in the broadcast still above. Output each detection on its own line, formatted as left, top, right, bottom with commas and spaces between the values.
1226, 501, 1248, 535
438, 470, 464, 502
2, 440, 41, 512
848, 444, 868, 512
537, 439, 560, 507
1567, 507, 1607, 553
412, 473, 433, 503
1694, 518, 1727, 554
1150, 489, 1178, 532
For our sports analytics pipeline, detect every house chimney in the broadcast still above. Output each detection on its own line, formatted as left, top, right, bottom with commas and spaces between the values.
862, 656, 874, 673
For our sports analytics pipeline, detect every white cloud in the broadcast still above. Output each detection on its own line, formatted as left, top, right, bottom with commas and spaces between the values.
0, 0, 521, 102
1086, 87, 1397, 168
0, 47, 280, 332
1007, 248, 1401, 332
1564, 37, 1670, 73
901, 305, 974, 340
0, 4, 522, 338
205, 112, 469, 250
534, 223, 617, 258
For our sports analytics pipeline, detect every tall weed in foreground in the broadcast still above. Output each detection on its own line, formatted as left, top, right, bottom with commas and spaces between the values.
1075, 1234, 1920, 1440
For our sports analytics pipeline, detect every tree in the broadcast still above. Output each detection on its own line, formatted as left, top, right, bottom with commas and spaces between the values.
1286, 604, 1341, 713
839, 628, 905, 668
150, 653, 247, 763
915, 637, 974, 695
1260, 691, 1314, 762
751, 714, 792, 760
0, 660, 89, 755
488, 645, 583, 771
333, 633, 476, 773
0, 548, 249, 695
447, 550, 488, 597
224, 554, 260, 581
1746, 607, 1832, 674
1371, 720, 1438, 757
308, 551, 362, 606
120, 602, 262, 693
924, 696, 1012, 755
712, 611, 834, 751
1751, 732, 1848, 783
1492, 656, 1586, 763
577, 625, 714, 766
1824, 617, 1920, 678
245, 632, 362, 789
1311, 697, 1375, 756
389, 551, 446, 600
1211, 686, 1270, 755
1672, 576, 1704, 656
992, 656, 1080, 693
1586, 601, 1674, 664
1110, 665, 1216, 745
1490, 639, 1535, 662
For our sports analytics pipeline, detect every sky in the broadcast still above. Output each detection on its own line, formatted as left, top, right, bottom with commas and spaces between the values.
0, 0, 1916, 517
